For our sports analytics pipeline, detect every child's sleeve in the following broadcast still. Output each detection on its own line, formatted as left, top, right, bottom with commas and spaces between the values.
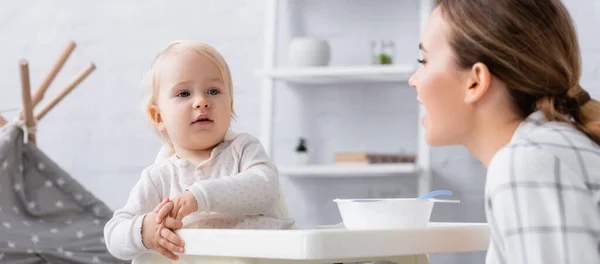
103, 168, 162, 260
188, 135, 279, 216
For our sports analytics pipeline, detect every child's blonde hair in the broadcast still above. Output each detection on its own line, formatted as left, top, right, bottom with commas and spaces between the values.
141, 40, 235, 141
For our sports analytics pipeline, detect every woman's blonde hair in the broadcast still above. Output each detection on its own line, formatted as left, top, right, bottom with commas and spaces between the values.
141, 40, 235, 138
436, 0, 600, 145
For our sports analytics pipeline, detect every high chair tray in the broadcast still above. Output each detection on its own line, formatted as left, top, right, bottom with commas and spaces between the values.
174, 222, 489, 260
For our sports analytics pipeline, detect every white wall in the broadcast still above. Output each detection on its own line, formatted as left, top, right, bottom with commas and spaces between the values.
1, 1, 598, 263
0, 0, 266, 209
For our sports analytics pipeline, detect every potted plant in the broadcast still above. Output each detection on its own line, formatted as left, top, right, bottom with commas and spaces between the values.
371, 40, 395, 65
295, 138, 309, 165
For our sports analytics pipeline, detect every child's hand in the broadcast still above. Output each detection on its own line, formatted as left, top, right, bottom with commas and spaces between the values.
171, 190, 198, 220
155, 198, 183, 230
141, 198, 185, 260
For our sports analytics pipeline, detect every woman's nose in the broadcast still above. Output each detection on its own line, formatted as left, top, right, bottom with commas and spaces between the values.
408, 72, 417, 89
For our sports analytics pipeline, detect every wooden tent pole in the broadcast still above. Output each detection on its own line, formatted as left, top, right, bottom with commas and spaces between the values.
20, 59, 36, 144
35, 63, 96, 121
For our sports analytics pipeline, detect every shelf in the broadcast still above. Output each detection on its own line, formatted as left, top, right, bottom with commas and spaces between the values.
277, 163, 420, 178
256, 64, 416, 84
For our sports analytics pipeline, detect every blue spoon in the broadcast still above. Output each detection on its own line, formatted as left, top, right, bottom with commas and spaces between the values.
418, 190, 453, 200
341, 190, 456, 203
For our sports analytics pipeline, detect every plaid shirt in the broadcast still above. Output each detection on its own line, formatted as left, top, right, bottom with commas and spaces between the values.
485, 111, 600, 264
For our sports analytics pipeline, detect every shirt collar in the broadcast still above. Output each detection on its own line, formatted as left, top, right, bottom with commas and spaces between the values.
509, 110, 547, 144
168, 129, 239, 168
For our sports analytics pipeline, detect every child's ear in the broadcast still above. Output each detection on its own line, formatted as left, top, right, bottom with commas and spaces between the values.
149, 105, 166, 132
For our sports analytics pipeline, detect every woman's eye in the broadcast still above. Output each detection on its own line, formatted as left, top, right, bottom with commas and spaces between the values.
417, 58, 426, 65
177, 91, 191, 97
208, 89, 220, 95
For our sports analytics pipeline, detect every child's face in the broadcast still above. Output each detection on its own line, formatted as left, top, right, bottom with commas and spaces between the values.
152, 49, 232, 151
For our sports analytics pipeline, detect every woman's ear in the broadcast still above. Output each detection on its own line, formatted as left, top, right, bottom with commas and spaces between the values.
464, 62, 492, 105
149, 105, 166, 132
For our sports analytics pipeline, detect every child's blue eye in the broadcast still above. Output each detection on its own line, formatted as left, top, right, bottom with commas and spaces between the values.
208, 89, 220, 96
177, 91, 191, 97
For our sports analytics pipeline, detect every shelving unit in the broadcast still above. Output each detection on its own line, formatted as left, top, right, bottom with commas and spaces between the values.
256, 0, 434, 196
255, 64, 416, 84
278, 163, 420, 178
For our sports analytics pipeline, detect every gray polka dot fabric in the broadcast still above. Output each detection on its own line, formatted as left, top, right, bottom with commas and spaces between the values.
0, 125, 127, 264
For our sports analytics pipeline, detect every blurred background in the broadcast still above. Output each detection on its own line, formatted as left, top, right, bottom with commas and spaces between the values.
1, 1, 598, 263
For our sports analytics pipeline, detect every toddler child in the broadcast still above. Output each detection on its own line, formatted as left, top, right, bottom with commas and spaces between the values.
104, 40, 295, 261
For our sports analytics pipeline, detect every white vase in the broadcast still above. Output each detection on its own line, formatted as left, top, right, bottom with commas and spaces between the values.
288, 37, 330, 67
296, 152, 309, 165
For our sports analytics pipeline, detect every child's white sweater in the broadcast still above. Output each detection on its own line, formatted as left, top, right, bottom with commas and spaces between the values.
104, 131, 295, 260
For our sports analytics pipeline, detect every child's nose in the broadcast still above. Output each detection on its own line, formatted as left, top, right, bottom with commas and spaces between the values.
193, 97, 210, 109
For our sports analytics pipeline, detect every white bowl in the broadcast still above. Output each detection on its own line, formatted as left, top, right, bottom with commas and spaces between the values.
333, 198, 435, 230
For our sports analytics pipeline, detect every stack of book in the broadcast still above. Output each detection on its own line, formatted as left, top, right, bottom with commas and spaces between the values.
334, 152, 416, 164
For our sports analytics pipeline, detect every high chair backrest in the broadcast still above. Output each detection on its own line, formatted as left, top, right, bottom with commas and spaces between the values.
154, 144, 296, 228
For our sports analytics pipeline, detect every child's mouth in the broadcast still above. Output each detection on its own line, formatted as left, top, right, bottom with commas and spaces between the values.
192, 117, 214, 125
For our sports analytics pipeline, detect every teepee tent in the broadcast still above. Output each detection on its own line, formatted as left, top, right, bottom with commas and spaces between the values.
0, 41, 127, 263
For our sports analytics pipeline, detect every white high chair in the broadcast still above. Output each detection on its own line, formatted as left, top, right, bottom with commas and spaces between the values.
133, 222, 489, 264
133, 146, 488, 264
